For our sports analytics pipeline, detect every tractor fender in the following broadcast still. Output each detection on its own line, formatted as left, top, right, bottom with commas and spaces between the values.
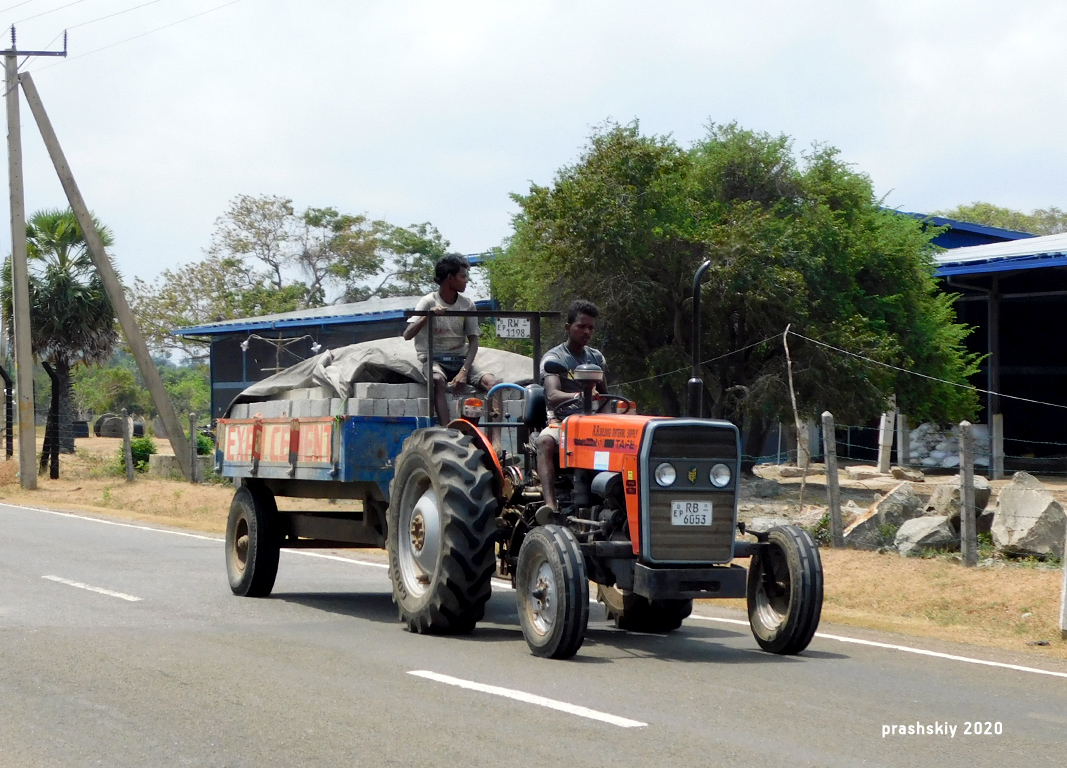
447, 418, 505, 502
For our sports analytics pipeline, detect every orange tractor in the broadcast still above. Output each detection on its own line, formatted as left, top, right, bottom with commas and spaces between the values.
387, 262, 823, 659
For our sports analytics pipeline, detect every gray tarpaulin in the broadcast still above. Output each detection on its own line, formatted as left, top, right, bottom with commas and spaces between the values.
230, 336, 535, 407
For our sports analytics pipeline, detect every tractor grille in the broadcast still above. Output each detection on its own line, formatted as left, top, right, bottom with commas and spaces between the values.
643, 421, 739, 564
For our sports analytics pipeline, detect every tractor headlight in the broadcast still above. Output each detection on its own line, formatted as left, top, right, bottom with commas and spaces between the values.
709, 463, 731, 488
654, 462, 677, 487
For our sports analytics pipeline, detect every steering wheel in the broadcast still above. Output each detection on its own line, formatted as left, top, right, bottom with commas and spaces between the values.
595, 395, 632, 414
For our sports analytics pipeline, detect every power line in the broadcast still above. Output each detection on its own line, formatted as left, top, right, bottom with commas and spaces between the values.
0, 0, 40, 15
29, 0, 244, 71
67, 0, 174, 31
787, 329, 1067, 412
616, 333, 782, 389
13, 0, 92, 24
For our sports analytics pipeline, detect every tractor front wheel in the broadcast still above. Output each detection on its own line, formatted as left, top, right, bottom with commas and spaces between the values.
746, 525, 823, 654
516, 525, 589, 659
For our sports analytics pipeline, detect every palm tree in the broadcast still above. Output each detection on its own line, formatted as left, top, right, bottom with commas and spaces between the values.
3, 208, 118, 455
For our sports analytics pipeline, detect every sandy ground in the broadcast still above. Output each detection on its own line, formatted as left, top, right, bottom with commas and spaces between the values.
1, 435, 1064, 659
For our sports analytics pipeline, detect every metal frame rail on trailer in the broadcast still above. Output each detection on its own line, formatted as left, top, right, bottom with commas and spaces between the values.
216, 310, 559, 561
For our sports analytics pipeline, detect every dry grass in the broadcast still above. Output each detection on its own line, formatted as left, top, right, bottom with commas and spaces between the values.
0, 435, 346, 533
2, 437, 1065, 660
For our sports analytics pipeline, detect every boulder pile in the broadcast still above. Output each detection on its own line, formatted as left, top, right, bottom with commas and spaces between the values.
908, 422, 990, 469
812, 471, 1066, 560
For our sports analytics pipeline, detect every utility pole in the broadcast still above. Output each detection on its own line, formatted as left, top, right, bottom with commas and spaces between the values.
18, 71, 192, 479
3, 28, 64, 489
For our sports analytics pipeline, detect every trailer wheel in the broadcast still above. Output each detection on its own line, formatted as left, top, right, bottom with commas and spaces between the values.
516, 525, 589, 659
747, 525, 823, 654
597, 584, 692, 633
387, 428, 497, 634
226, 484, 280, 597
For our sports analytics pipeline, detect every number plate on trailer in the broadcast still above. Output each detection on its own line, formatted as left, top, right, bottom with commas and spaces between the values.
495, 317, 531, 338
671, 500, 713, 526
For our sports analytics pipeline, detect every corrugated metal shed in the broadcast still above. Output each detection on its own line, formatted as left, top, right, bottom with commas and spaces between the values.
175, 296, 427, 337
936, 232, 1067, 277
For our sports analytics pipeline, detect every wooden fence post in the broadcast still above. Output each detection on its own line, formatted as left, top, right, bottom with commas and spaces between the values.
189, 412, 199, 484
822, 411, 844, 548
877, 409, 894, 474
959, 420, 977, 567
121, 408, 134, 482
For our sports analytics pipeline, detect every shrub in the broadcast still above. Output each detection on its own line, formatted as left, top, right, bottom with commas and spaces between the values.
115, 436, 157, 473
806, 513, 832, 546
196, 433, 214, 456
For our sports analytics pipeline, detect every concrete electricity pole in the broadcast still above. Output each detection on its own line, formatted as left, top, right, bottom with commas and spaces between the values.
18, 71, 192, 479
3, 29, 65, 489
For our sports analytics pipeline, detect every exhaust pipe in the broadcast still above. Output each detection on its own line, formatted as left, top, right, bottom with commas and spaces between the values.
687, 260, 712, 418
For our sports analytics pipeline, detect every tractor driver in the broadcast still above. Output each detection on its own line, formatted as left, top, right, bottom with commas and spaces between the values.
404, 254, 502, 425
536, 300, 608, 516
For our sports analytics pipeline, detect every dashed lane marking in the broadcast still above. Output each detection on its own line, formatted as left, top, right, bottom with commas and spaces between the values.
42, 575, 142, 602
408, 670, 647, 728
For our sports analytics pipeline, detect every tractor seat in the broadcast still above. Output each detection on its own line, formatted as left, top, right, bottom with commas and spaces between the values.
523, 384, 547, 431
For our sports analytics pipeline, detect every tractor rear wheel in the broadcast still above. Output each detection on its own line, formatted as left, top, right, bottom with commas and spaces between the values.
225, 484, 280, 597
747, 525, 823, 654
387, 427, 497, 634
516, 525, 589, 659
597, 584, 692, 633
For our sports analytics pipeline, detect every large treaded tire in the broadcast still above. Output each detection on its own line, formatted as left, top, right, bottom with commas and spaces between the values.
387, 427, 498, 634
226, 484, 280, 597
597, 584, 692, 633
747, 525, 823, 654
516, 525, 589, 659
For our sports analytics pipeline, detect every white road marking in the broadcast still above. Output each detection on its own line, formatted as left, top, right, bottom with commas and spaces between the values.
283, 550, 389, 569
42, 575, 142, 602
408, 670, 647, 728
2, 503, 388, 569
6, 504, 220, 541
10, 503, 1067, 681
688, 615, 1067, 680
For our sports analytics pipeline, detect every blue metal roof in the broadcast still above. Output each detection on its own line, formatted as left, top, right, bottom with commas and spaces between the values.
894, 210, 1036, 242
934, 232, 1067, 277
174, 295, 493, 337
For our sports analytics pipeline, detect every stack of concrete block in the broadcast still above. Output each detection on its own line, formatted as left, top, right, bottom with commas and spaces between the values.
229, 383, 524, 422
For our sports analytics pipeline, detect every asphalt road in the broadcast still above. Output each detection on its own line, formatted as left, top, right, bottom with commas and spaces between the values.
1, 501, 1065, 768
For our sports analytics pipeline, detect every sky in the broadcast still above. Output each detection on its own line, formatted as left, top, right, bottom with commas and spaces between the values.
2, 0, 1067, 287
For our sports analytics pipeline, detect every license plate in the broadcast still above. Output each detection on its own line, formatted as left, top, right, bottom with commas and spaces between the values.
671, 500, 713, 526
495, 317, 531, 338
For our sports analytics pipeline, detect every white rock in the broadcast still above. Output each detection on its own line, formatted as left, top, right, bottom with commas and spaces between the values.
991, 472, 1067, 559
895, 515, 959, 556
844, 482, 924, 550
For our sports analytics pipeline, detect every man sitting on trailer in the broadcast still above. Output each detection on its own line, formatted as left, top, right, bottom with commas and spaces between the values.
536, 300, 608, 517
404, 254, 501, 425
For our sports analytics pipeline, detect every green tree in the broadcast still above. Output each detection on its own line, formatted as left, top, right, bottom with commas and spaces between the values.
935, 202, 1067, 235
72, 364, 150, 415
133, 195, 450, 357
3, 208, 119, 453
491, 121, 980, 458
